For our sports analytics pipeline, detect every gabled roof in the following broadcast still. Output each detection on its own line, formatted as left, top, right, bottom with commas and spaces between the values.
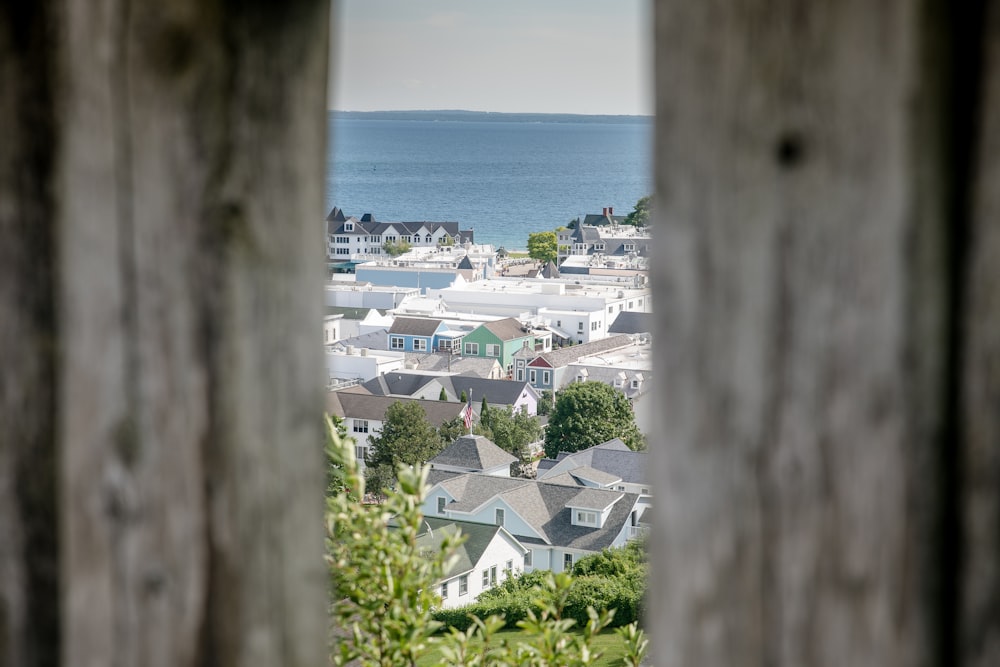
568, 466, 622, 487
540, 261, 560, 279
432, 435, 517, 471
456, 255, 474, 270
388, 316, 444, 337
431, 473, 640, 551
608, 312, 654, 335
415, 518, 526, 579
582, 213, 628, 226
533, 335, 634, 369
440, 377, 536, 407
325, 392, 462, 426
326, 207, 348, 222
404, 353, 502, 378
481, 317, 531, 342
536, 439, 649, 487
360, 372, 439, 398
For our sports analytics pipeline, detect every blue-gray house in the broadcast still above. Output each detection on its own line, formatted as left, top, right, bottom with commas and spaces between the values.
386, 316, 448, 353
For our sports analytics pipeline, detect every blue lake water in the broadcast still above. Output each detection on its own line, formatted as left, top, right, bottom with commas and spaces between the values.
325, 112, 653, 250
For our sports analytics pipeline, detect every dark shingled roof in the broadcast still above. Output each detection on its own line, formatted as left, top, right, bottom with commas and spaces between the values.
482, 317, 530, 342
456, 255, 474, 270
388, 316, 443, 337
415, 518, 525, 579
325, 392, 463, 426
432, 435, 517, 471
361, 372, 439, 398
440, 376, 535, 407
536, 439, 649, 487
540, 261, 560, 279
432, 472, 640, 551
533, 335, 634, 369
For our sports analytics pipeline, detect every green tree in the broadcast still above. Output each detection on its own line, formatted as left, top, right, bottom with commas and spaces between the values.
623, 194, 652, 227
527, 231, 558, 264
364, 401, 444, 493
543, 381, 644, 458
483, 406, 542, 459
382, 239, 412, 257
438, 416, 490, 443
537, 390, 555, 416
439, 387, 448, 401
324, 417, 648, 667
459, 390, 468, 403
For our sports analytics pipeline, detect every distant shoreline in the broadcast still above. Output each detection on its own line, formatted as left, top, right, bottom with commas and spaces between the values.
329, 109, 652, 124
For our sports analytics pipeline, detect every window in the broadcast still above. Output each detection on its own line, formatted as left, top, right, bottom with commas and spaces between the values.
628, 301, 634, 308
608, 306, 613, 314
578, 322, 584, 333
486, 343, 500, 357
459, 574, 468, 595
631, 379, 640, 389
516, 369, 524, 381
355, 445, 367, 461
482, 570, 490, 588
556, 320, 562, 327
437, 497, 446, 515
495, 508, 505, 526
617, 485, 626, 491
353, 419, 368, 433
591, 321, 599, 331
335, 236, 350, 243
491, 566, 497, 586
595, 242, 605, 251
389, 335, 405, 350
413, 338, 427, 351
524, 550, 532, 568
335, 248, 350, 255
529, 369, 537, 384
505, 559, 514, 573
441, 582, 448, 599
345, 222, 354, 231
624, 243, 635, 251
542, 371, 551, 385
464, 342, 479, 355
563, 553, 573, 570
637, 298, 643, 306
641, 488, 650, 495
425, 234, 432, 243
402, 235, 411, 243
576, 510, 597, 525
372, 235, 380, 243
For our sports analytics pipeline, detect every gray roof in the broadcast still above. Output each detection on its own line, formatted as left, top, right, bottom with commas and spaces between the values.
361, 372, 439, 398
432, 435, 517, 471
324, 208, 474, 242
533, 335, 634, 369
457, 255, 474, 270
388, 316, 443, 337
567, 466, 622, 487
482, 317, 531, 341
440, 377, 535, 407
326, 306, 383, 321
330, 329, 390, 351
415, 518, 525, 579
608, 312, 654, 335
405, 353, 502, 378
540, 260, 560, 279
433, 473, 640, 551
536, 439, 649, 487
325, 392, 463, 426
581, 213, 627, 226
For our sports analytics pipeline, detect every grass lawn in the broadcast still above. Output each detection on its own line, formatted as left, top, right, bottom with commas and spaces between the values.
416, 627, 629, 667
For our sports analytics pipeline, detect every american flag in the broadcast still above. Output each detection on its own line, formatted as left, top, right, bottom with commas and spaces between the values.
462, 391, 474, 431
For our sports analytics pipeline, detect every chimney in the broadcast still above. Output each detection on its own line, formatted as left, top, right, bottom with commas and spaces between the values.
602, 207, 608, 216
608, 206, 613, 216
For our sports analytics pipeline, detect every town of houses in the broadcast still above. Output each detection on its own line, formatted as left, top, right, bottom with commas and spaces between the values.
324, 206, 653, 608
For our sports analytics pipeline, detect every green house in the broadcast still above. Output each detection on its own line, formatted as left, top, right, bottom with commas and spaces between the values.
461, 318, 550, 376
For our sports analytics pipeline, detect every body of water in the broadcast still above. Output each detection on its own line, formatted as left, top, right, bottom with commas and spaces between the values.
325, 111, 652, 250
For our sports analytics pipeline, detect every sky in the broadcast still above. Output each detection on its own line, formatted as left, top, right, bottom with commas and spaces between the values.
330, 0, 652, 116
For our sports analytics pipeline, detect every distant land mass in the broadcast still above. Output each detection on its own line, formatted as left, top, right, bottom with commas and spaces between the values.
331, 110, 652, 125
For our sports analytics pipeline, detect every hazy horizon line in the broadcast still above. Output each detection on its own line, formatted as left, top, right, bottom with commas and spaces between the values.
329, 108, 653, 119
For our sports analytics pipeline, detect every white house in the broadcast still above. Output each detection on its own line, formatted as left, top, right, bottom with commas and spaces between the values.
325, 346, 405, 385
423, 471, 646, 574
413, 518, 528, 609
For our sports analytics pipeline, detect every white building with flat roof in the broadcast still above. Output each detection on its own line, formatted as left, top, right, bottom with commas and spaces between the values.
424, 277, 651, 344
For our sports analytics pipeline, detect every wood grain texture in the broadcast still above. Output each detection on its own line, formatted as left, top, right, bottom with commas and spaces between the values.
58, 2, 329, 665
0, 3, 61, 666
650, 1, 951, 664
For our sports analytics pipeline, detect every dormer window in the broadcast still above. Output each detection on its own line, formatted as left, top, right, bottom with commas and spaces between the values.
495, 508, 505, 526
345, 222, 354, 231
576, 510, 597, 525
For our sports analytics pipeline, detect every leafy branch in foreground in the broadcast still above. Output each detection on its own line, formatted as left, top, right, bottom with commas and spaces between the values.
324, 414, 648, 667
